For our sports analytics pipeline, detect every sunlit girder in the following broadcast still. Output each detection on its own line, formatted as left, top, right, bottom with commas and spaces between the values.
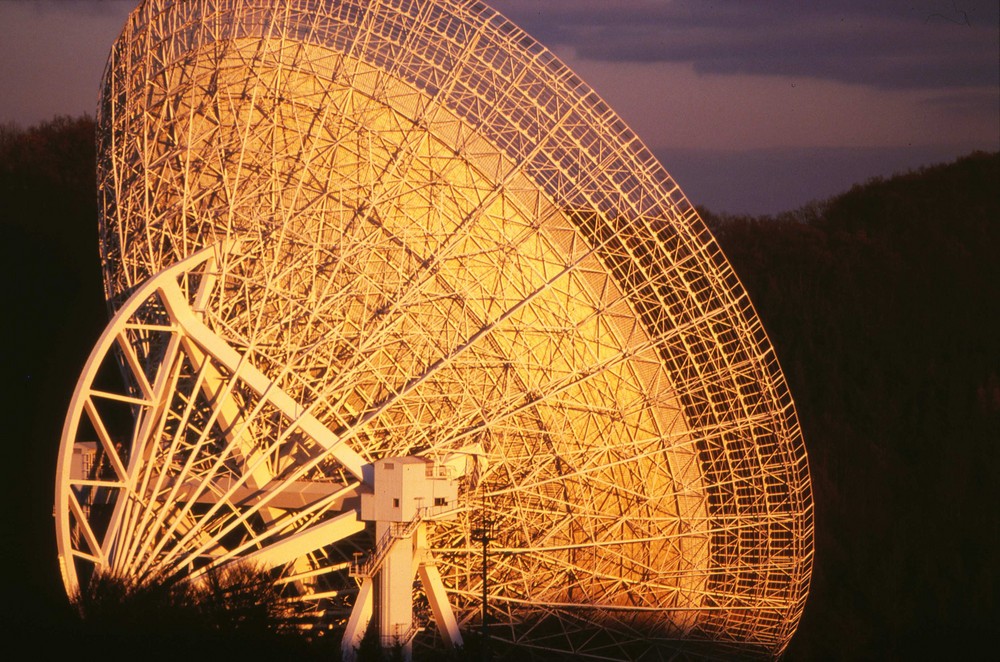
57, 0, 813, 659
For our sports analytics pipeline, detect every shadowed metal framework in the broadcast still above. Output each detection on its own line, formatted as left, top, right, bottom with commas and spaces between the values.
55, 0, 813, 658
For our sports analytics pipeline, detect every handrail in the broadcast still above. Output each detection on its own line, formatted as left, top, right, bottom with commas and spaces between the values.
349, 511, 423, 577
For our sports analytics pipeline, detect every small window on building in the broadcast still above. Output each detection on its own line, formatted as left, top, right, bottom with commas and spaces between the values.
434, 497, 447, 507
385, 462, 395, 470
393, 498, 400, 508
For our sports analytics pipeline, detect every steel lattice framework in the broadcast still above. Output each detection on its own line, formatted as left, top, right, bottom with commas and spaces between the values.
55, 0, 813, 659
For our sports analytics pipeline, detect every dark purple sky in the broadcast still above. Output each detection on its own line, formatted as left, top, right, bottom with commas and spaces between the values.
1, 0, 997, 214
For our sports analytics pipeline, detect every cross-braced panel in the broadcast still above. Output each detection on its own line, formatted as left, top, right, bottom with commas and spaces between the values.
58, 0, 813, 659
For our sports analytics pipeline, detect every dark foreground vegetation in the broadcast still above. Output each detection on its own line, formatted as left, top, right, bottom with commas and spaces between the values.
66, 564, 330, 660
3, 117, 996, 659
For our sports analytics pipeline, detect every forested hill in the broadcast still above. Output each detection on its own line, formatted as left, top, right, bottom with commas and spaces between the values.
702, 151, 999, 659
1, 117, 109, 651
3, 117, 997, 659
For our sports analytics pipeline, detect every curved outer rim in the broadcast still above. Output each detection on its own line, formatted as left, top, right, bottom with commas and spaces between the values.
55, 243, 231, 592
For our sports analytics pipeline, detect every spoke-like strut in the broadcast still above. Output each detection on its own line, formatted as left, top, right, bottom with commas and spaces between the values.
57, 246, 368, 592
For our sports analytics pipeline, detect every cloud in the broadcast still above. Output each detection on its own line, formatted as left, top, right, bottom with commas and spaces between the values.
7, 0, 136, 18
22, 1, 1000, 90
490, 0, 1000, 90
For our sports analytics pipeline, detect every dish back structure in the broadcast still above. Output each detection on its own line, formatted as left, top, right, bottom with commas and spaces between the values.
55, 0, 813, 659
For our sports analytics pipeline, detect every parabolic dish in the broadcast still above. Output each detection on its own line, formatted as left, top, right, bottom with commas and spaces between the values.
56, 0, 813, 658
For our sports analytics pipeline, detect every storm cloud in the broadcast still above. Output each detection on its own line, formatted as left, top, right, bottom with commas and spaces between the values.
491, 0, 1000, 90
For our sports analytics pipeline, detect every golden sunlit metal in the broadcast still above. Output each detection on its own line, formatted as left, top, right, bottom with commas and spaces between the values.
55, 1, 813, 659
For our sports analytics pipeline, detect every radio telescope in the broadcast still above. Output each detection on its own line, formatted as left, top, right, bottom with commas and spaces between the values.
55, 0, 813, 659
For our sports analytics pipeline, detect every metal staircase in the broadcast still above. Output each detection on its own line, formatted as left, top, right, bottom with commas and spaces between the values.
350, 512, 422, 578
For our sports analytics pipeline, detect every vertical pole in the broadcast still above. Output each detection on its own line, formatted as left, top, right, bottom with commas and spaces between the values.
481, 523, 488, 660
479, 492, 491, 662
